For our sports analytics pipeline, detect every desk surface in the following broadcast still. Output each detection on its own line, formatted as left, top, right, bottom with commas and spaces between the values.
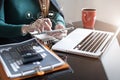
1, 20, 120, 80
48, 20, 120, 80
29, 20, 120, 80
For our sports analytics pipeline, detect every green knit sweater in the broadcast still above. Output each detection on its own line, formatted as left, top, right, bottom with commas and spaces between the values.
0, 0, 65, 38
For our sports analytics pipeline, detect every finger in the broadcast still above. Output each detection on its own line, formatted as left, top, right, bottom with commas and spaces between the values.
31, 23, 41, 33
44, 18, 52, 27
35, 19, 44, 32
42, 21, 52, 31
36, 27, 42, 33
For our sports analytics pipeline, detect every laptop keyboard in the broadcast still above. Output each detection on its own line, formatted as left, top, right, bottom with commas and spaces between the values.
74, 31, 113, 53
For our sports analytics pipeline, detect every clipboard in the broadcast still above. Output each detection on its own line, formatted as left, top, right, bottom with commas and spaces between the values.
0, 38, 69, 80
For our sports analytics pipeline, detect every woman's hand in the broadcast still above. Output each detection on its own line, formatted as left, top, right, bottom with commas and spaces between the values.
22, 18, 52, 34
22, 18, 67, 40
48, 24, 67, 39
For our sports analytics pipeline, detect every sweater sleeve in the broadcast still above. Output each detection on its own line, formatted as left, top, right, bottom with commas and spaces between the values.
52, 12, 66, 29
0, 0, 24, 38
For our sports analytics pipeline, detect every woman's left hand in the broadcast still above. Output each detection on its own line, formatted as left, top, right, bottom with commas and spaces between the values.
48, 24, 67, 39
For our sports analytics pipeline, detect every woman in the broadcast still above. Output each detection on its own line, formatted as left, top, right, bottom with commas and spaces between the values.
0, 0, 66, 44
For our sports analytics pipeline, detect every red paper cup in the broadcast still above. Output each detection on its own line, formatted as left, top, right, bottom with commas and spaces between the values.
82, 8, 96, 29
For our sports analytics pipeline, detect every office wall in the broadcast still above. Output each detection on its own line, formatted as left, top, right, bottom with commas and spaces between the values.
58, 0, 120, 26
94, 0, 120, 26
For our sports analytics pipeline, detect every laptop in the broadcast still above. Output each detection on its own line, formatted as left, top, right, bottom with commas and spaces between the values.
52, 28, 115, 58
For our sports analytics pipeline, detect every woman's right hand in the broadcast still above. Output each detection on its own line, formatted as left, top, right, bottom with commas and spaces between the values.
22, 18, 52, 35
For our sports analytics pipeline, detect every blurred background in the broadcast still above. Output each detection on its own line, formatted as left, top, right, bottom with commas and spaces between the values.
57, 0, 120, 27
